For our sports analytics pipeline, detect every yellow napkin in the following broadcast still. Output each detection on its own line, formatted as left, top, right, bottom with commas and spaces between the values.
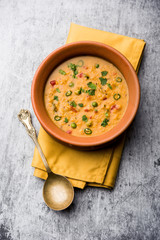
32, 23, 145, 189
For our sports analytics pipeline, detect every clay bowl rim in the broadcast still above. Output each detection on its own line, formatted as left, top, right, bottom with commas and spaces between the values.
31, 41, 140, 148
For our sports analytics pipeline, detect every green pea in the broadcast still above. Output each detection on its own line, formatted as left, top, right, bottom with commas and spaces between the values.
113, 93, 121, 100
84, 128, 92, 135
92, 102, 98, 107
74, 89, 81, 95
71, 123, 77, 129
116, 77, 122, 82
65, 90, 72, 96
69, 82, 74, 87
54, 115, 61, 121
95, 64, 99, 68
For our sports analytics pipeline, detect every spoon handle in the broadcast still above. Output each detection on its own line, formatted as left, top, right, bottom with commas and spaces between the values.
18, 109, 51, 173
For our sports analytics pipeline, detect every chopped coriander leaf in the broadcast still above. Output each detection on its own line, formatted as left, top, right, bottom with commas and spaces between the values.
95, 64, 99, 68
101, 118, 109, 127
113, 93, 121, 100
64, 118, 68, 123
77, 60, 84, 67
54, 96, 58, 101
69, 82, 74, 87
68, 63, 77, 71
74, 70, 78, 75
107, 83, 112, 89
78, 103, 84, 107
68, 63, 78, 78
86, 89, 95, 96
56, 88, 61, 93
70, 101, 77, 107
87, 82, 97, 90
59, 69, 66, 75
80, 87, 85, 92
65, 90, 72, 96
82, 115, 88, 122
101, 71, 108, 76
99, 77, 107, 86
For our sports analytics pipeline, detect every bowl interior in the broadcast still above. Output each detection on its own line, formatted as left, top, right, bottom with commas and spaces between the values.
31, 41, 140, 148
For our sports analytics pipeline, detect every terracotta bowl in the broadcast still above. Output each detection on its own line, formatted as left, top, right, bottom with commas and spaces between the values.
31, 41, 140, 150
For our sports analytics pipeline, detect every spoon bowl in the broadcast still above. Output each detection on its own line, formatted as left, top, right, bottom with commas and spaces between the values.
18, 109, 74, 211
43, 173, 74, 211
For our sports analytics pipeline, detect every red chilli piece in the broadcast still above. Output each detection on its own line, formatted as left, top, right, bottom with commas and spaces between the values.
70, 106, 77, 112
50, 80, 56, 86
90, 116, 92, 119
66, 130, 72, 134
84, 109, 89, 112
111, 105, 117, 110
78, 72, 83, 78
103, 97, 107, 100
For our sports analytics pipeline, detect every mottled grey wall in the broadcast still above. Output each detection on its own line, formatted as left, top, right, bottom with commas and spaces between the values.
0, 0, 160, 239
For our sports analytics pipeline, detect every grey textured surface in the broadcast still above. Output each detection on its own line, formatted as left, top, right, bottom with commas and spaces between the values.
0, 0, 160, 239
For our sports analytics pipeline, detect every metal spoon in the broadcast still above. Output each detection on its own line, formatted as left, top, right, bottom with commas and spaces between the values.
18, 109, 74, 211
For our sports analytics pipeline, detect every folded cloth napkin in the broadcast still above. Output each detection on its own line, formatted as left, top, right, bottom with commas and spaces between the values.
32, 23, 145, 189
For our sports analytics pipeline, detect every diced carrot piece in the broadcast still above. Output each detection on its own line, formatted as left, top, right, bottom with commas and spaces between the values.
111, 105, 116, 110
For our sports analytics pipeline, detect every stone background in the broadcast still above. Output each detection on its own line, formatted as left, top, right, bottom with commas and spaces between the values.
0, 0, 160, 239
